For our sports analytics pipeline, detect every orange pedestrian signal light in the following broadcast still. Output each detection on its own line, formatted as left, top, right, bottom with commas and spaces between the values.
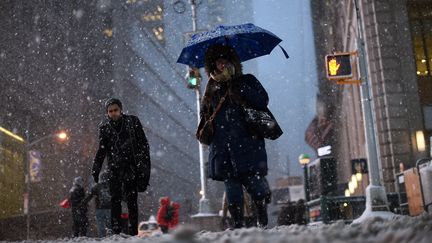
325, 53, 353, 80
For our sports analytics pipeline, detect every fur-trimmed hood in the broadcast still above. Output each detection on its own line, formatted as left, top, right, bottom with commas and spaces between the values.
202, 44, 244, 106
204, 44, 243, 77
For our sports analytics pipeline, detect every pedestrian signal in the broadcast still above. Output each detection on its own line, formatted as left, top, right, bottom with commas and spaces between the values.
186, 67, 201, 89
325, 53, 353, 80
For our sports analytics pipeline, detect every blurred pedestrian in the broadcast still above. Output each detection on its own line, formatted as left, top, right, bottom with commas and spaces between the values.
277, 201, 296, 226
69, 176, 88, 237
82, 171, 112, 237
156, 197, 180, 233
295, 199, 307, 225
277, 199, 307, 226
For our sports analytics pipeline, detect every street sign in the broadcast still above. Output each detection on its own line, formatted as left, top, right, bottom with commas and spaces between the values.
28, 150, 42, 182
308, 157, 337, 200
289, 185, 306, 201
317, 145, 332, 156
325, 53, 353, 80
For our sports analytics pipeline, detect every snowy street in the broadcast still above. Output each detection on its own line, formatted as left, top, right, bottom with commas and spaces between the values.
10, 214, 431, 243
1, 0, 432, 241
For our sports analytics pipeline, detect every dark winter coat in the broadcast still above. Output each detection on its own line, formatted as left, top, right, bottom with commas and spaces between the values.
70, 184, 88, 220
92, 114, 151, 192
82, 182, 111, 210
200, 74, 269, 181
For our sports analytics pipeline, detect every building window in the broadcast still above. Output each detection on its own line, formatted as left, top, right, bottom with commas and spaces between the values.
408, 3, 432, 76
424, 106, 432, 130
140, 1, 165, 44
409, 1, 432, 145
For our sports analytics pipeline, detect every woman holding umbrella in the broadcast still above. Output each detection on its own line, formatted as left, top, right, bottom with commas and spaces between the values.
178, 23, 286, 229
199, 44, 272, 228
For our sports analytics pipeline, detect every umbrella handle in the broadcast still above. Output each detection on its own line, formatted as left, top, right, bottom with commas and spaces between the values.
279, 45, 289, 59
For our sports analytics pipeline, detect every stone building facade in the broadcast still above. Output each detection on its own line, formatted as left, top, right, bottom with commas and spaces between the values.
309, 0, 431, 193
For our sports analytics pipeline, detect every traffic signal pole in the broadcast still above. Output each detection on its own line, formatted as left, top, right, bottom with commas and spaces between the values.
189, 0, 214, 216
352, 0, 395, 223
195, 88, 213, 215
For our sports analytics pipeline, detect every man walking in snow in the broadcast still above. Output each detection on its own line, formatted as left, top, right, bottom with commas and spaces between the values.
92, 98, 151, 235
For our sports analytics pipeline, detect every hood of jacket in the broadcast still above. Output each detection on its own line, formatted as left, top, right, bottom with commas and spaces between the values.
73, 176, 83, 187
160, 197, 170, 206
204, 44, 243, 78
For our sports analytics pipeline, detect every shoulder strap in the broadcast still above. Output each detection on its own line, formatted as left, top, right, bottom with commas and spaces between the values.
208, 90, 229, 122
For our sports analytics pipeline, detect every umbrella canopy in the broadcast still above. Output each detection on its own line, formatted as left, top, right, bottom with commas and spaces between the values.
177, 23, 287, 68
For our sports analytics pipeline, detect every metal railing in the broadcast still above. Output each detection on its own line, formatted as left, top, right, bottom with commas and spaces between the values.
306, 193, 403, 224
416, 157, 432, 213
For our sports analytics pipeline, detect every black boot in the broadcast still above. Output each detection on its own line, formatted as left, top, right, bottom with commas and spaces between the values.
254, 200, 268, 228
227, 204, 244, 229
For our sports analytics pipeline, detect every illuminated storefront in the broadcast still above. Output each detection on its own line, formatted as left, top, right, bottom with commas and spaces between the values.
0, 127, 25, 219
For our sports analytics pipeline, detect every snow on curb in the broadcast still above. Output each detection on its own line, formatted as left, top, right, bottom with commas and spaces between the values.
6, 213, 432, 243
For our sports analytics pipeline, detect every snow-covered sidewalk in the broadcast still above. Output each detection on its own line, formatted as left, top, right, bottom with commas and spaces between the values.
8, 214, 432, 243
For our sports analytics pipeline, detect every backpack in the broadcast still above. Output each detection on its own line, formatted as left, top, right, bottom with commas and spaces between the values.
164, 204, 174, 222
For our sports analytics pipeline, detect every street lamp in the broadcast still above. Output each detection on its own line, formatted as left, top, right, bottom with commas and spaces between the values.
299, 153, 311, 166
299, 153, 311, 202
351, 175, 358, 189
56, 131, 68, 141
355, 172, 362, 181
345, 189, 351, 197
24, 130, 68, 240
416, 130, 426, 152
26, 131, 68, 148
348, 181, 356, 194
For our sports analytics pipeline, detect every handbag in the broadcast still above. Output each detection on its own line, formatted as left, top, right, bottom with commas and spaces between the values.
242, 106, 283, 140
196, 91, 229, 145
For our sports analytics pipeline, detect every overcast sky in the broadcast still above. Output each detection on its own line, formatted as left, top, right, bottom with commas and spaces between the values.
250, 0, 318, 177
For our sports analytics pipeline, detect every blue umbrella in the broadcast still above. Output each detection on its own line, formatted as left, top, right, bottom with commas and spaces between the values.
177, 23, 288, 68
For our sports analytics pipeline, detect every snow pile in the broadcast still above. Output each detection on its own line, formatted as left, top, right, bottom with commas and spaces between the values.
11, 213, 432, 243
197, 213, 432, 243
